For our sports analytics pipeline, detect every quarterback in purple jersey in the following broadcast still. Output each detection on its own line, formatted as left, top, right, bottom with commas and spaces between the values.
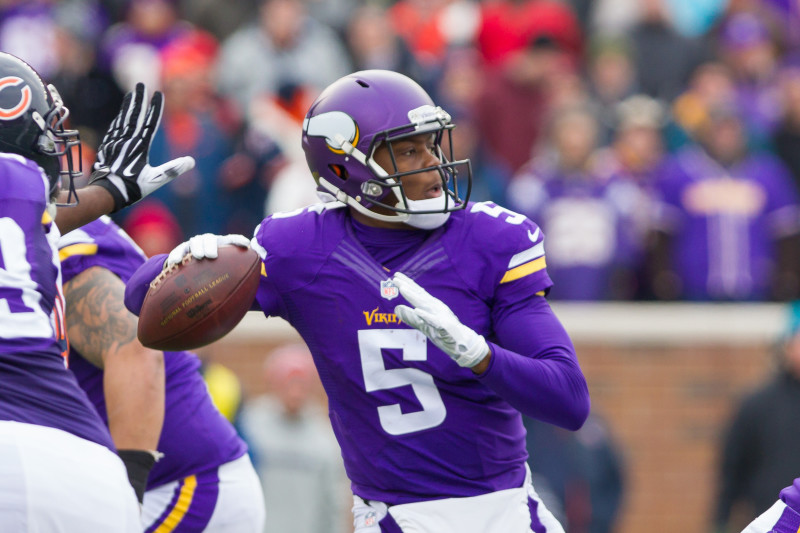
741, 478, 800, 533
59, 216, 265, 532
0, 52, 193, 530
127, 70, 590, 533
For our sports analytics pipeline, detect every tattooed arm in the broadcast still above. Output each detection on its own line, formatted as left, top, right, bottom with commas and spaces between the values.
64, 266, 165, 453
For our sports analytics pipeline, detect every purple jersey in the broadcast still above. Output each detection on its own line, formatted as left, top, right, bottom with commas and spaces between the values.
0, 154, 113, 449
251, 201, 588, 505
59, 216, 247, 489
654, 147, 800, 300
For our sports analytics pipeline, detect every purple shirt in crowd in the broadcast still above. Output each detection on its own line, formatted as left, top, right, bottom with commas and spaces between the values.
508, 163, 645, 300
59, 216, 247, 489
654, 147, 800, 300
0, 154, 113, 449
126, 201, 590, 505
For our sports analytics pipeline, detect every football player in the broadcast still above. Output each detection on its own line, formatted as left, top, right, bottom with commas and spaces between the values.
58, 216, 265, 531
126, 70, 590, 533
0, 52, 193, 530
740, 478, 800, 532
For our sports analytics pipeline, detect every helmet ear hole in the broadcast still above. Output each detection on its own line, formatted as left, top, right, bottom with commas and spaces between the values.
329, 164, 349, 181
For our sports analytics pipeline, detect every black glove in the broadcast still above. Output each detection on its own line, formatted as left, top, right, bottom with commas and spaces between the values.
118, 448, 161, 503
89, 83, 194, 213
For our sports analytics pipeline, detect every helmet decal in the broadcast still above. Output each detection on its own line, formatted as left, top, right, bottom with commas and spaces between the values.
303, 111, 359, 154
0, 76, 31, 121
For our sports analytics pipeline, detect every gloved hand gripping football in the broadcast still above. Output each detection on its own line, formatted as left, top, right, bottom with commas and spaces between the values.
393, 272, 489, 368
166, 233, 252, 268
89, 83, 195, 212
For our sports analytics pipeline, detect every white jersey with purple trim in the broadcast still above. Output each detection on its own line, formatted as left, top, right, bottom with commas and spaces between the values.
252, 201, 552, 505
0, 153, 113, 449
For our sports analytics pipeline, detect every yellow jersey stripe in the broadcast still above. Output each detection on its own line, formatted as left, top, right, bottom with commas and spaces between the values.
153, 475, 198, 533
500, 257, 546, 284
41, 210, 52, 225
58, 243, 98, 262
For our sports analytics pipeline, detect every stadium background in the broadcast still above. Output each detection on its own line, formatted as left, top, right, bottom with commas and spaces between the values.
4, 0, 799, 531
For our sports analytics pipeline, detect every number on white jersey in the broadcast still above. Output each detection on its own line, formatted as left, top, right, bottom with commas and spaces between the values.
0, 218, 53, 339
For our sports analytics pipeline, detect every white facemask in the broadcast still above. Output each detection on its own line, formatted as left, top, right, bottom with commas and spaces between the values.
403, 196, 451, 230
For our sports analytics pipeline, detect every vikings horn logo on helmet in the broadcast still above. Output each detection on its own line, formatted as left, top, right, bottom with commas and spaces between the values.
303, 111, 359, 154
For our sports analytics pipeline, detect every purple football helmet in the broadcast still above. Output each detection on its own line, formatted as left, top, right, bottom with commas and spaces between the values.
301, 70, 472, 225
0, 52, 81, 203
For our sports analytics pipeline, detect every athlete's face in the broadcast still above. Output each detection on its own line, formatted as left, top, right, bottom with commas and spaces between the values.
373, 133, 443, 202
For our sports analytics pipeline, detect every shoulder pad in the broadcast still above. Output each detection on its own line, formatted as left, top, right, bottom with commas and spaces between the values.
460, 201, 551, 293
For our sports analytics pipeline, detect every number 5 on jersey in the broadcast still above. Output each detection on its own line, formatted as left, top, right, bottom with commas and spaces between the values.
358, 329, 446, 436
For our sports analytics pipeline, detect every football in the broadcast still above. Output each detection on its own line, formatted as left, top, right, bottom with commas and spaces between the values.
137, 245, 262, 351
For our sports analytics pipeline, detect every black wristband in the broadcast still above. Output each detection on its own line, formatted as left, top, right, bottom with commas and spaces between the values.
118, 449, 158, 503
88, 170, 126, 213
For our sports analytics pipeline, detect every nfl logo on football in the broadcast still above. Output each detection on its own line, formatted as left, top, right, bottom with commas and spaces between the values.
380, 279, 399, 300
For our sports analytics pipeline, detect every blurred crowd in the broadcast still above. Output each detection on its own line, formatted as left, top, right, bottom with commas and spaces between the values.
7, 0, 800, 302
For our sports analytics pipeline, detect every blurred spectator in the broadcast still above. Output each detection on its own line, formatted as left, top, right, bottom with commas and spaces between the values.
141, 29, 268, 239
100, 0, 194, 91
49, 1, 122, 148
586, 36, 639, 144
304, 0, 358, 38
389, 0, 480, 67
477, 0, 583, 67
717, 11, 784, 146
345, 3, 432, 92
713, 301, 800, 531
649, 104, 800, 301
241, 344, 349, 533
595, 95, 669, 298
526, 414, 626, 533
627, 0, 711, 102
121, 200, 183, 257
0, 0, 60, 78
672, 62, 738, 149
215, 0, 352, 116
508, 104, 645, 300
476, 34, 573, 175
773, 58, 800, 187
437, 47, 510, 203
178, 0, 258, 41
591, 0, 725, 40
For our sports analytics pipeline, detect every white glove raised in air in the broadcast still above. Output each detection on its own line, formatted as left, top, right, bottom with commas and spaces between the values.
89, 83, 195, 212
165, 233, 252, 267
393, 272, 489, 368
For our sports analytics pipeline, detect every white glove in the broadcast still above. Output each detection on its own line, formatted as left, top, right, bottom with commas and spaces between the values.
393, 272, 489, 368
166, 234, 251, 267
89, 83, 195, 212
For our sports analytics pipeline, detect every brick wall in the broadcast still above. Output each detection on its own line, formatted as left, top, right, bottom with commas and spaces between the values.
201, 303, 788, 533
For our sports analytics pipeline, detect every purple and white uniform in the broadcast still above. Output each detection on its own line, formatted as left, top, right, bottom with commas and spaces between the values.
126, 200, 590, 532
59, 216, 260, 532
0, 154, 112, 449
250, 201, 589, 530
654, 147, 800, 300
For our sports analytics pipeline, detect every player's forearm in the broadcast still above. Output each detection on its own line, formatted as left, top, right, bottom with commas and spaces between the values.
54, 185, 115, 234
480, 342, 589, 430
104, 342, 165, 450
479, 296, 590, 430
